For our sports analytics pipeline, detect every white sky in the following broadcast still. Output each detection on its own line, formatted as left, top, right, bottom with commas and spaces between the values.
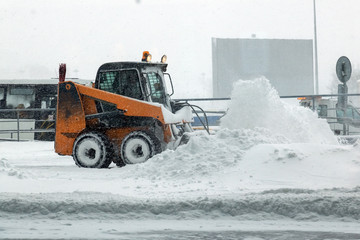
1, 0, 360, 97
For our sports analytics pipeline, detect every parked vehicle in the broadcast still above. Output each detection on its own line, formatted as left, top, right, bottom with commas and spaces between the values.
299, 97, 360, 135
0, 78, 90, 140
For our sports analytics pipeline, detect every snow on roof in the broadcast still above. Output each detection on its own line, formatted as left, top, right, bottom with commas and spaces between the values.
0, 78, 93, 85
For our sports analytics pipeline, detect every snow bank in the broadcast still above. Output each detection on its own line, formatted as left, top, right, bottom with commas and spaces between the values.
0, 158, 28, 179
2, 189, 360, 221
111, 78, 360, 194
118, 131, 360, 194
128, 128, 290, 181
121, 78, 346, 184
220, 78, 338, 145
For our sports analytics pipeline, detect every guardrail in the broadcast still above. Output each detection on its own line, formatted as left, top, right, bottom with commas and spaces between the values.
0, 108, 55, 141
1, 93, 360, 141
175, 93, 360, 135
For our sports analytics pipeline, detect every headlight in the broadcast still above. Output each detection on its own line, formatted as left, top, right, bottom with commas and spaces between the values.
146, 54, 152, 62
161, 55, 167, 63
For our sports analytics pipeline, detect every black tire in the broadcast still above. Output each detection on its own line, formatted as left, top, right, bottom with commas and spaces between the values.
73, 132, 113, 168
120, 131, 155, 164
114, 157, 126, 168
150, 134, 162, 154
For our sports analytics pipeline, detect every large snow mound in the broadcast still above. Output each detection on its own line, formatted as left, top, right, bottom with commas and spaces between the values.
121, 78, 346, 184
126, 128, 290, 180
220, 77, 338, 145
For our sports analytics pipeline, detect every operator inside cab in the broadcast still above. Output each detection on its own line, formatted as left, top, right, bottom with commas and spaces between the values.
100, 69, 143, 101
97, 52, 170, 112
118, 70, 143, 100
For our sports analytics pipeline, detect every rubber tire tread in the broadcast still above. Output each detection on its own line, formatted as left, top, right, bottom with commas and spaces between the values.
73, 132, 113, 168
120, 131, 155, 164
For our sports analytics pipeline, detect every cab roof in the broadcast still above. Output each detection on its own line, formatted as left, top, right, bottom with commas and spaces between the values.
97, 61, 168, 73
0, 78, 92, 85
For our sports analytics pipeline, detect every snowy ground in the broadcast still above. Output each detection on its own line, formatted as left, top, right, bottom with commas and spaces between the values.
1, 78, 360, 239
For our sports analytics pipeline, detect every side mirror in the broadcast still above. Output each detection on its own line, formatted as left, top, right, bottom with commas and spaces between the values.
164, 73, 174, 96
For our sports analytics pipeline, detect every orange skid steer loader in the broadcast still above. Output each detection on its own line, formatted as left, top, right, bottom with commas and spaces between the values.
55, 53, 196, 168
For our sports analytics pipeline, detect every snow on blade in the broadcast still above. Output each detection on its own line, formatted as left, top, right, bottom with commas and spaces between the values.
220, 77, 338, 145
161, 105, 193, 124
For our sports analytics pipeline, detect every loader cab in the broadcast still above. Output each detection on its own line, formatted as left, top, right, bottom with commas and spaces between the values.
142, 66, 169, 106
95, 61, 172, 111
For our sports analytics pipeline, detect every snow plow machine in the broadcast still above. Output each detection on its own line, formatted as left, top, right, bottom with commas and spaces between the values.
55, 52, 207, 168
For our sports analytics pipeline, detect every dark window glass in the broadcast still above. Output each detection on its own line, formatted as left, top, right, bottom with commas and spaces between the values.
99, 71, 118, 94
336, 109, 344, 118
10, 87, 34, 95
98, 70, 143, 112
0, 88, 4, 100
317, 104, 327, 117
353, 107, 360, 120
145, 72, 165, 104
345, 107, 353, 118
118, 70, 142, 100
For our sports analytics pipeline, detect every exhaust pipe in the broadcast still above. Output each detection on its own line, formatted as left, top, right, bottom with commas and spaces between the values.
59, 63, 66, 82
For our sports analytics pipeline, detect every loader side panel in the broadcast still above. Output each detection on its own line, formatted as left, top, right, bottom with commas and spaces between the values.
75, 84, 166, 123
75, 84, 173, 142
81, 95, 99, 128
55, 82, 86, 155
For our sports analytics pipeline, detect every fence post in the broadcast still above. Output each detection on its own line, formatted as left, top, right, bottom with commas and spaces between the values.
16, 110, 20, 142
312, 97, 316, 111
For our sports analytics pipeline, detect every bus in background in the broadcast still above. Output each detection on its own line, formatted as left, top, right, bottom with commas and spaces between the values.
0, 79, 92, 141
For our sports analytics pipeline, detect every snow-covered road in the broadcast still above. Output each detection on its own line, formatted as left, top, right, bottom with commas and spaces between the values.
1, 78, 360, 239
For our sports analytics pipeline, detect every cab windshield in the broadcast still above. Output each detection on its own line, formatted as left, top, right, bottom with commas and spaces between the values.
144, 71, 166, 105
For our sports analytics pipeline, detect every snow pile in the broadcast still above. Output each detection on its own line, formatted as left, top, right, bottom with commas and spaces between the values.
109, 78, 360, 193
123, 78, 344, 182
220, 77, 338, 145
0, 158, 27, 179
2, 189, 360, 221
126, 127, 290, 180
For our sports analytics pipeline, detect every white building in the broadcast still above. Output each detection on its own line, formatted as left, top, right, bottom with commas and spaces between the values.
212, 38, 314, 97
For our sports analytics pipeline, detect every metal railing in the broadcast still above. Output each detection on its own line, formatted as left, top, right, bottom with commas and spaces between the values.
175, 93, 360, 135
0, 108, 55, 141
1, 93, 360, 141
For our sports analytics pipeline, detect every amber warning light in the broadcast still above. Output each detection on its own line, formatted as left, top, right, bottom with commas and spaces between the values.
142, 51, 152, 62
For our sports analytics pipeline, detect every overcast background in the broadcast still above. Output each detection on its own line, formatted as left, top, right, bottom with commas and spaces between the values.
1, 0, 360, 97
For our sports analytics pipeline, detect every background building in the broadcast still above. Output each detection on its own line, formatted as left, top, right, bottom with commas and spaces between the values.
212, 38, 314, 97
